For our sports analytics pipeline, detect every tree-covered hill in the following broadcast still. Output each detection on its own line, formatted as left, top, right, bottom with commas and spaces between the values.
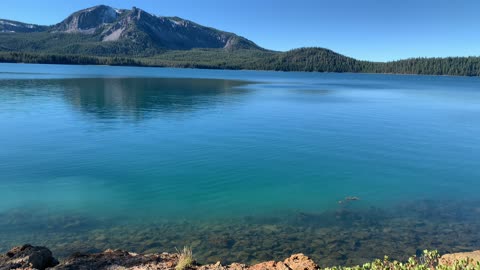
2, 48, 480, 76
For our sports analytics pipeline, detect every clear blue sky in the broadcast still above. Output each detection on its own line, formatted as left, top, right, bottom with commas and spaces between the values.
1, 0, 478, 61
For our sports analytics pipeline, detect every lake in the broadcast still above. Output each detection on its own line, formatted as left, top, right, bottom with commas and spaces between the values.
1, 63, 479, 266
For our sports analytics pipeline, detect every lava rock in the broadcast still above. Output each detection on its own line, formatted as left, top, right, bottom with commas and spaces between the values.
0, 244, 58, 270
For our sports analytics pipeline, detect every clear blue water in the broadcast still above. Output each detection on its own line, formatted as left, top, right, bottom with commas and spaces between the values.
1, 63, 480, 265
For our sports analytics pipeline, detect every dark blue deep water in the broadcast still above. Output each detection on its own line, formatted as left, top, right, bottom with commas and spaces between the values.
1, 63, 479, 266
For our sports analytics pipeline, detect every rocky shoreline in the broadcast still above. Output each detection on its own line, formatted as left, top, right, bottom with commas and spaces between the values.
1, 244, 479, 270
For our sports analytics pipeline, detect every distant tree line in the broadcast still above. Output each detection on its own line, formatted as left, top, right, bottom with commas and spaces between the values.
0, 52, 141, 66
1, 48, 480, 76
368, 57, 480, 76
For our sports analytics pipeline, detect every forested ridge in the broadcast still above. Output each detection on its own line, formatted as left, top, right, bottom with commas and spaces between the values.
1, 48, 479, 76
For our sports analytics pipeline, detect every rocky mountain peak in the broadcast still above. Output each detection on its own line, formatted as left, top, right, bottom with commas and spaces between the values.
0, 5, 264, 51
54, 5, 119, 33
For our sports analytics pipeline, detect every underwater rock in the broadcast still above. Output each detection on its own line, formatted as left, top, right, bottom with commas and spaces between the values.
338, 196, 360, 204
0, 244, 58, 270
2, 199, 480, 267
208, 235, 236, 249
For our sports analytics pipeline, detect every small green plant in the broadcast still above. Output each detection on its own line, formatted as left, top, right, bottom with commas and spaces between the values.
175, 246, 194, 270
323, 250, 480, 270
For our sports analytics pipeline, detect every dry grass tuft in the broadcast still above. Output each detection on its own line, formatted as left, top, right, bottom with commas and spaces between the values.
176, 246, 194, 270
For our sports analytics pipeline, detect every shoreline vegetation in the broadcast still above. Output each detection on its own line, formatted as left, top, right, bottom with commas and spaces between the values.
1, 244, 479, 270
1, 49, 480, 77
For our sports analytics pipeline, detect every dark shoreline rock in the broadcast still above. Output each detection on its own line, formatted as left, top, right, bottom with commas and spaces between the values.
0, 245, 318, 270
54, 249, 178, 270
0, 244, 58, 270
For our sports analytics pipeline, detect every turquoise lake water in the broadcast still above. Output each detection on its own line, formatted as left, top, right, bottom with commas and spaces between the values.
1, 63, 479, 266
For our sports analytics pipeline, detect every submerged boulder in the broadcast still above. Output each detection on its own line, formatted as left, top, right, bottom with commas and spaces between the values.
0, 244, 58, 270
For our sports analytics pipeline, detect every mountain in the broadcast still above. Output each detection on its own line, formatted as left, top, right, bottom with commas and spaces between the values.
52, 5, 120, 34
0, 5, 479, 76
0, 19, 47, 33
0, 5, 262, 55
